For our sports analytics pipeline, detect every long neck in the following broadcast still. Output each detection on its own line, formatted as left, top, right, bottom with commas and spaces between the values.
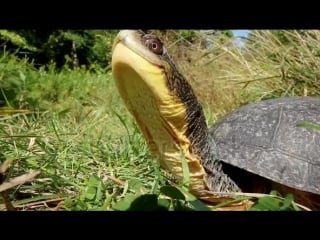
183, 96, 241, 192
163, 59, 241, 192
141, 51, 239, 195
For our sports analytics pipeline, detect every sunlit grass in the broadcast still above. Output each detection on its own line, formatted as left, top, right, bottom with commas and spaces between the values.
1, 30, 320, 210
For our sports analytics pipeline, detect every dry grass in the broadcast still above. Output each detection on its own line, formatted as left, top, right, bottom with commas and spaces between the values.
151, 30, 320, 125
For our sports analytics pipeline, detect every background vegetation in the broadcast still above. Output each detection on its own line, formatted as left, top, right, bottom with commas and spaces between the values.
0, 30, 319, 211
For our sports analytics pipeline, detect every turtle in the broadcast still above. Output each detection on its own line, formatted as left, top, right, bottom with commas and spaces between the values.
111, 30, 320, 210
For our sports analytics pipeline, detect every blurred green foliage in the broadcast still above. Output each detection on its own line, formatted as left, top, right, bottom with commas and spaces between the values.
0, 30, 119, 70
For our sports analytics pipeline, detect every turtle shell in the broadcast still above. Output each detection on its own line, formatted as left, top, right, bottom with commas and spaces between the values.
210, 97, 320, 195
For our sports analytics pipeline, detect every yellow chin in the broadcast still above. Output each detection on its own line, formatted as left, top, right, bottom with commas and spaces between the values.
112, 41, 190, 151
111, 42, 212, 200
112, 42, 167, 99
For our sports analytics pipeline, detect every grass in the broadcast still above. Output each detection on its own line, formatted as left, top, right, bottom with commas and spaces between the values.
1, 30, 320, 211
154, 30, 320, 123
0, 53, 166, 210
0, 87, 163, 210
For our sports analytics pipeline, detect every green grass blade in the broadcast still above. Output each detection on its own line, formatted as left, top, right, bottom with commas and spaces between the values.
296, 121, 320, 132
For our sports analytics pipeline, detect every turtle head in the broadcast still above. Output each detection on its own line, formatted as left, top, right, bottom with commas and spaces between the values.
112, 30, 211, 196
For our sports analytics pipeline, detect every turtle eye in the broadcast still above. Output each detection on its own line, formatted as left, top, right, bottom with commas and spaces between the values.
144, 37, 163, 55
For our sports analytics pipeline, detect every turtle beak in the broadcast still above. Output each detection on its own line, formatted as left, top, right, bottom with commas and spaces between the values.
112, 30, 141, 53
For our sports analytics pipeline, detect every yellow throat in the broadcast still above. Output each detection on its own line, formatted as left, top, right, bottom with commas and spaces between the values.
111, 30, 211, 198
